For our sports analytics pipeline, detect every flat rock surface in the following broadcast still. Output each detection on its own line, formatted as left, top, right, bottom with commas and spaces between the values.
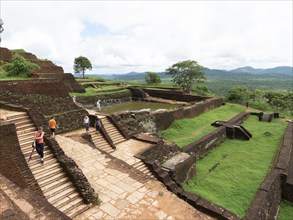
56, 133, 213, 220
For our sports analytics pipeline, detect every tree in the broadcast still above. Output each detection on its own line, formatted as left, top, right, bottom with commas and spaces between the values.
166, 60, 205, 93
73, 56, 92, 79
3, 54, 40, 76
145, 72, 161, 84
227, 86, 250, 103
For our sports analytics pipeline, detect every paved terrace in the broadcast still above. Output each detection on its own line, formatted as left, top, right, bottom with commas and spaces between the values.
56, 131, 212, 220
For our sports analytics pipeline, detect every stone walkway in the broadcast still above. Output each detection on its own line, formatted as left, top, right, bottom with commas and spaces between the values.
55, 134, 212, 220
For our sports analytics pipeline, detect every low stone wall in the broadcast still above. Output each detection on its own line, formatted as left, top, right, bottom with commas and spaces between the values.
143, 88, 208, 102
76, 90, 132, 106
0, 121, 43, 196
183, 127, 226, 159
113, 97, 224, 137
183, 112, 250, 158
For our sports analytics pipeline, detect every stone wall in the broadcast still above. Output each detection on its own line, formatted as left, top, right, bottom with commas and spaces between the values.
0, 80, 88, 133
143, 88, 209, 102
0, 121, 43, 196
30, 73, 86, 93
183, 127, 226, 159
113, 97, 224, 137
76, 90, 132, 106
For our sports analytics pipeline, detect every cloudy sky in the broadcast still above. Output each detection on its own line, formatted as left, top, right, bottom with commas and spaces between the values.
0, 1, 292, 74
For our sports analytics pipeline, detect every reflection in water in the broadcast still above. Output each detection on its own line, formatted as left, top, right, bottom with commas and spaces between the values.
99, 101, 181, 114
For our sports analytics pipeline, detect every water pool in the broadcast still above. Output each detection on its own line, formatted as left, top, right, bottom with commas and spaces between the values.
99, 101, 181, 114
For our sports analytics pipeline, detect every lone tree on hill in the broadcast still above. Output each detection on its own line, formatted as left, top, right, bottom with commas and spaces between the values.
166, 60, 205, 93
74, 56, 92, 78
145, 71, 161, 84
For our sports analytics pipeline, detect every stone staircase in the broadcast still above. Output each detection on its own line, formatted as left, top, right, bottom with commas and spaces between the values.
132, 159, 154, 178
89, 129, 115, 153
6, 111, 90, 219
101, 117, 126, 145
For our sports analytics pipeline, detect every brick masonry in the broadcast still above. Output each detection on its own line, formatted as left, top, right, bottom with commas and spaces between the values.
0, 121, 43, 196
0, 102, 97, 205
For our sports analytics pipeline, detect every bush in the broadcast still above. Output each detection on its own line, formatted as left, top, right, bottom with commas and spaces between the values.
3, 54, 40, 77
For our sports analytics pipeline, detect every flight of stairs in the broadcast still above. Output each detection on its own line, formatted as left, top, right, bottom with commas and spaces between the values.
132, 159, 154, 178
89, 129, 115, 153
101, 117, 126, 145
6, 111, 90, 218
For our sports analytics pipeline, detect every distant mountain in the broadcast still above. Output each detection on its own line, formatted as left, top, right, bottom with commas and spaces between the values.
229, 66, 293, 74
79, 66, 292, 80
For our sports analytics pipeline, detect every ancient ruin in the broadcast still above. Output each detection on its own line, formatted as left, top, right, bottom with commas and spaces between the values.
0, 48, 292, 219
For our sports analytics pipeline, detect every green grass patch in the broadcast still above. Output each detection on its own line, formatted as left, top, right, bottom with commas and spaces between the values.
278, 201, 293, 220
70, 87, 130, 97
183, 116, 287, 217
157, 103, 245, 147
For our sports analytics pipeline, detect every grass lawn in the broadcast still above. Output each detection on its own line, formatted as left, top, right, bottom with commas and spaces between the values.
157, 103, 245, 147
183, 116, 288, 217
278, 201, 293, 220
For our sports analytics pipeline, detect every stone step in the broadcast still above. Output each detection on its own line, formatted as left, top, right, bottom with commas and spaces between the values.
53, 191, 81, 209
60, 196, 84, 214
42, 177, 70, 194
109, 133, 123, 138
23, 146, 50, 157
19, 135, 35, 144
32, 162, 60, 176
44, 181, 74, 199
6, 112, 28, 120
47, 187, 77, 204
17, 127, 36, 135
30, 157, 57, 172
14, 119, 34, 127
38, 172, 67, 188
34, 167, 63, 182
18, 131, 36, 139
15, 123, 35, 130
28, 153, 55, 168
66, 203, 91, 219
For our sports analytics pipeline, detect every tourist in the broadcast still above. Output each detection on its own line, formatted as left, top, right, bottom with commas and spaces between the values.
72, 95, 76, 103
34, 126, 45, 164
48, 117, 58, 138
94, 117, 101, 132
96, 100, 101, 111
83, 116, 90, 133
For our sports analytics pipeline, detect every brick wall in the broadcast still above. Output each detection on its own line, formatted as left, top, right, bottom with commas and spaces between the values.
0, 80, 88, 133
0, 121, 43, 196
143, 88, 209, 102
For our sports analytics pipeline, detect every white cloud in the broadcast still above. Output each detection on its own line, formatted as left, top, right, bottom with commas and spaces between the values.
1, 1, 292, 74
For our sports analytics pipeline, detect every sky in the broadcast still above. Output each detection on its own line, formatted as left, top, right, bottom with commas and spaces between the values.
0, 0, 292, 74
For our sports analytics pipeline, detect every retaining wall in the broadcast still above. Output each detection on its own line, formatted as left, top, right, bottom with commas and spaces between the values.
143, 88, 208, 102
0, 80, 88, 133
0, 102, 97, 204
0, 121, 43, 196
